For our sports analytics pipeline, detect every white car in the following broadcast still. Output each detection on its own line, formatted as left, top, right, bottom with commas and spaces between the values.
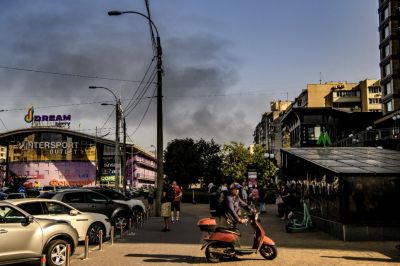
5, 198, 111, 244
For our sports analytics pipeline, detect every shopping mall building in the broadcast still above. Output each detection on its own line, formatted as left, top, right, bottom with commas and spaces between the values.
0, 126, 156, 189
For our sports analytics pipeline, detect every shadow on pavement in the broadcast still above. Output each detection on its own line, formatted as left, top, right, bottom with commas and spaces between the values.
321, 255, 400, 263
125, 253, 262, 264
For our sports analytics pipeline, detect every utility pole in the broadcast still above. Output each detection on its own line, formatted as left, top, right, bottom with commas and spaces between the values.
115, 99, 121, 192
155, 36, 163, 216
122, 117, 127, 195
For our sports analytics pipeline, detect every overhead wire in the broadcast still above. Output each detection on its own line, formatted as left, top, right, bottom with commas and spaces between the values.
0, 65, 155, 84
123, 58, 156, 112
124, 67, 157, 117
129, 84, 157, 137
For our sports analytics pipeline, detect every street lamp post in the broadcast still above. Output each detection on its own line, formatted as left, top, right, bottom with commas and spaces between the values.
108, 10, 164, 216
89, 86, 122, 192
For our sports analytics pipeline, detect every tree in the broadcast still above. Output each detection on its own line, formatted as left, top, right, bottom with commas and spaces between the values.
221, 142, 250, 184
164, 138, 223, 188
164, 138, 202, 188
250, 144, 277, 188
196, 139, 222, 186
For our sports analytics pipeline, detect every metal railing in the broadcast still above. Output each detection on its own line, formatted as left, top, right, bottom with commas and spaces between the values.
332, 127, 400, 147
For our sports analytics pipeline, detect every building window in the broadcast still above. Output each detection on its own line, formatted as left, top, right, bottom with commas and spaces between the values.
368, 86, 381, 94
386, 100, 393, 112
383, 62, 392, 77
336, 90, 359, 97
381, 6, 389, 21
383, 81, 392, 96
369, 98, 382, 104
382, 43, 390, 59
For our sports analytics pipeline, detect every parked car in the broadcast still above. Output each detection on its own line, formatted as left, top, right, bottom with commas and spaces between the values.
87, 187, 146, 218
39, 189, 134, 230
5, 198, 111, 244
4, 192, 26, 199
0, 201, 79, 266
0, 192, 7, 200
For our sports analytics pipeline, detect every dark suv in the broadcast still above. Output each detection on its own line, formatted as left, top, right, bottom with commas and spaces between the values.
40, 189, 133, 230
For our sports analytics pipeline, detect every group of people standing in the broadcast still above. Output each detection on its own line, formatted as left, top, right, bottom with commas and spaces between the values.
159, 177, 183, 232
209, 182, 268, 216
207, 181, 272, 228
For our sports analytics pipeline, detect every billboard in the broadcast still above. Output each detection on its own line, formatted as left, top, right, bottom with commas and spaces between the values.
8, 133, 96, 162
8, 161, 96, 187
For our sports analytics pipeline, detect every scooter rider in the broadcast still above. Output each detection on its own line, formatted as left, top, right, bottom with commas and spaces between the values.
220, 183, 251, 227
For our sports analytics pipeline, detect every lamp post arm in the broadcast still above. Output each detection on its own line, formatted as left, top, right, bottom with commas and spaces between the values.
108, 11, 159, 38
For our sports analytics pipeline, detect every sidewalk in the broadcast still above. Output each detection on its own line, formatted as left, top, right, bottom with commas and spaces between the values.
71, 203, 400, 266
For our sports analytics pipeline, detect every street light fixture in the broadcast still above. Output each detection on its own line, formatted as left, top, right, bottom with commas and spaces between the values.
89, 86, 122, 192
108, 10, 164, 216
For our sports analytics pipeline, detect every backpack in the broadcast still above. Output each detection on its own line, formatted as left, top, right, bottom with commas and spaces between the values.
165, 184, 176, 202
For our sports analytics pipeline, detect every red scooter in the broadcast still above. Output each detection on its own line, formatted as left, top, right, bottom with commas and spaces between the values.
197, 211, 277, 263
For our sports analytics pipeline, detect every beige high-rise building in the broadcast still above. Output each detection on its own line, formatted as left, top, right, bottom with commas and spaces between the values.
295, 80, 381, 112
359, 80, 382, 112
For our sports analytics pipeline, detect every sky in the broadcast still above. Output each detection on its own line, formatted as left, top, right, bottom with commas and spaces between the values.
0, 0, 380, 151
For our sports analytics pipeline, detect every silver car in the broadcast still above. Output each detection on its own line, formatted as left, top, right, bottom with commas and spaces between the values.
6, 198, 111, 244
0, 202, 79, 266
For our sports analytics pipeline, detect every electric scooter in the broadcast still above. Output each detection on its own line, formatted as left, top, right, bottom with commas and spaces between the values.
197, 212, 277, 263
285, 201, 314, 233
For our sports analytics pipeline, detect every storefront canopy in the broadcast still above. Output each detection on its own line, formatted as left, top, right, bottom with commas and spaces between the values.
281, 147, 400, 175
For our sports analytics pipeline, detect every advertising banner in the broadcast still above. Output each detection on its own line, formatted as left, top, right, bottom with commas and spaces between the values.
248, 171, 257, 188
8, 161, 96, 187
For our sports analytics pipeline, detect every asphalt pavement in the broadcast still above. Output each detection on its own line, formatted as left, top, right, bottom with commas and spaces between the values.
67, 202, 400, 266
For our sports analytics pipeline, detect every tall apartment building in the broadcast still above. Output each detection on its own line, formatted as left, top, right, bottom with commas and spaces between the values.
378, 0, 400, 115
253, 100, 292, 165
295, 80, 381, 112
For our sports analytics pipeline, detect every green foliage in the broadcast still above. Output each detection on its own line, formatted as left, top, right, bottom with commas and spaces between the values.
163, 138, 222, 188
221, 142, 250, 183
250, 144, 277, 187
196, 139, 223, 186
164, 138, 201, 188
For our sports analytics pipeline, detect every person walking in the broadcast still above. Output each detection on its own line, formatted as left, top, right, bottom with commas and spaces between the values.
147, 186, 155, 217
208, 183, 220, 217
241, 182, 248, 203
259, 187, 267, 213
161, 177, 173, 232
249, 186, 259, 208
171, 181, 183, 223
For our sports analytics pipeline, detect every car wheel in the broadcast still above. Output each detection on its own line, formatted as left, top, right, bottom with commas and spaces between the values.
45, 239, 69, 266
113, 213, 129, 230
87, 222, 106, 244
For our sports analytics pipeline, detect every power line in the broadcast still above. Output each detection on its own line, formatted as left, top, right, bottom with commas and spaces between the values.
125, 68, 157, 117
129, 85, 157, 137
0, 65, 156, 84
124, 58, 156, 112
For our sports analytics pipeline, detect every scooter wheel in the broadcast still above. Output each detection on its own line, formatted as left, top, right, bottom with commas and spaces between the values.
205, 243, 222, 263
260, 244, 277, 260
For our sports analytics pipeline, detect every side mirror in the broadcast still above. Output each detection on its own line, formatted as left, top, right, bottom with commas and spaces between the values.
26, 215, 34, 224
69, 210, 79, 216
